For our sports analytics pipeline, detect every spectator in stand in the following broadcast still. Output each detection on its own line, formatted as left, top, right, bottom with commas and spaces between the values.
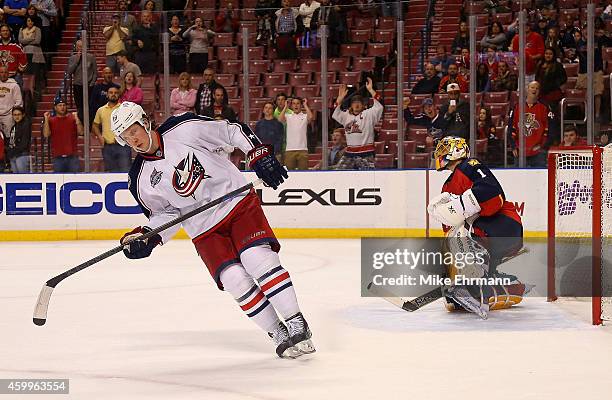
275, 0, 299, 59
168, 14, 186, 74
477, 106, 496, 140
3, 0, 28, 42
42, 97, 84, 173
202, 87, 237, 121
132, 11, 159, 74
484, 46, 498, 78
119, 71, 143, 104
535, 47, 566, 112
438, 63, 468, 93
457, 47, 470, 77
432, 83, 470, 139
477, 106, 503, 166
116, 50, 142, 85
508, 80, 551, 167
490, 60, 517, 91
19, 16, 45, 98
90, 67, 120, 124
544, 26, 563, 62
480, 21, 507, 51
103, 13, 129, 74
0, 65, 23, 135
255, 0, 276, 43
117, 0, 137, 35
215, 3, 240, 33
279, 96, 315, 170
4, 105, 30, 173
66, 39, 98, 124
183, 17, 215, 74
332, 78, 383, 170
604, 0, 612, 21
411, 63, 441, 95
475, 63, 491, 92
255, 101, 285, 162
25, 5, 43, 28
403, 97, 436, 131
298, 0, 320, 48
313, 128, 346, 169
93, 86, 131, 172
451, 21, 469, 55
194, 68, 227, 115
575, 27, 610, 122
273, 92, 291, 119
534, 17, 551, 38
598, 132, 609, 147
170, 72, 197, 115
29, 0, 57, 54
560, 125, 585, 147
431, 44, 453, 77
310, 0, 347, 58
0, 24, 27, 86
511, 21, 544, 83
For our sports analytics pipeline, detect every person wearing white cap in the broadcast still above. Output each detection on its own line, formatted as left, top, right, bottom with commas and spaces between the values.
431, 82, 470, 139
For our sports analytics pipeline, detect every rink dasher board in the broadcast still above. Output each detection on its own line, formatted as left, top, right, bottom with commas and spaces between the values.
0, 170, 548, 240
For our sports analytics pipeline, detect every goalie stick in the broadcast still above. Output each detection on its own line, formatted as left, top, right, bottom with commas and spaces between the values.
367, 247, 530, 312
33, 179, 263, 326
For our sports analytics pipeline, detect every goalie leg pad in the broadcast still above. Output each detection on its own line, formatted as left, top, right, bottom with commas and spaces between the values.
445, 225, 490, 280
241, 245, 301, 319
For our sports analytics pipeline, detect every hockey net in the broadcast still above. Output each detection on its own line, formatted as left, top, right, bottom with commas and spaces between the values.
548, 146, 612, 325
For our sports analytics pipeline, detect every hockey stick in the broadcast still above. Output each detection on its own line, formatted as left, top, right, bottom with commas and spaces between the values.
367, 247, 530, 313
33, 179, 263, 326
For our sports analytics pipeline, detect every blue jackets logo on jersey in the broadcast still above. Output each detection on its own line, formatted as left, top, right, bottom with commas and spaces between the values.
172, 153, 210, 198
150, 168, 162, 188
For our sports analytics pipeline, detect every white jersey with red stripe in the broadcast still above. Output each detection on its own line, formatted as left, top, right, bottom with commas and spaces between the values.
128, 113, 260, 243
332, 99, 383, 155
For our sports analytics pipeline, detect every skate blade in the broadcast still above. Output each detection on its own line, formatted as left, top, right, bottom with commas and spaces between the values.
295, 339, 316, 355
279, 345, 302, 359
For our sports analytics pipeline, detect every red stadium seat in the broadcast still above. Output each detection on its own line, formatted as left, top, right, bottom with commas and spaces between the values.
250, 60, 270, 73
340, 44, 365, 57
294, 85, 320, 98
367, 43, 391, 58
352, 57, 376, 72
314, 71, 336, 84
300, 59, 321, 72
263, 73, 286, 85
374, 30, 395, 43
475, 138, 488, 155
221, 60, 242, 74
225, 86, 239, 97
246, 73, 261, 86
350, 29, 371, 43
410, 94, 433, 105
249, 108, 261, 122
247, 46, 265, 60
404, 153, 430, 168
250, 97, 272, 108
378, 130, 398, 141
382, 118, 398, 130
327, 84, 342, 99
488, 103, 508, 118
309, 97, 323, 111
216, 74, 236, 87
374, 141, 386, 154
339, 71, 361, 85
247, 86, 265, 98
484, 92, 508, 103
433, 93, 449, 105
236, 31, 257, 47
240, 8, 257, 21
354, 18, 374, 29
266, 85, 292, 97
216, 46, 239, 60
274, 59, 298, 72
214, 33, 234, 46
388, 141, 417, 157
288, 73, 311, 86
327, 58, 350, 72
564, 88, 586, 99
563, 63, 579, 77
375, 154, 394, 169
377, 17, 396, 30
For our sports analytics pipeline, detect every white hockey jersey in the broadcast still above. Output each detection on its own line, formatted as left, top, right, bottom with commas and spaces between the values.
332, 99, 383, 155
128, 113, 261, 243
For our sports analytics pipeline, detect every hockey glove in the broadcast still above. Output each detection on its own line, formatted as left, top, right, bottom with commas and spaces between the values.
246, 144, 288, 190
120, 226, 162, 259
428, 189, 481, 228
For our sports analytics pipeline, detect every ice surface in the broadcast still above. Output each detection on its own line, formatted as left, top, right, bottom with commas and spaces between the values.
1, 239, 611, 400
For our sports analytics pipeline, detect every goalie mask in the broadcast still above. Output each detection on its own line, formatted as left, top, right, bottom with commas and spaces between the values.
434, 136, 470, 171
111, 101, 153, 153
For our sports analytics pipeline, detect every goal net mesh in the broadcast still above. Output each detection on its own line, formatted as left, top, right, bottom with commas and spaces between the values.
554, 147, 612, 322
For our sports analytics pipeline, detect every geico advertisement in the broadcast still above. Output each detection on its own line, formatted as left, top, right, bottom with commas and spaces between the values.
427, 168, 548, 233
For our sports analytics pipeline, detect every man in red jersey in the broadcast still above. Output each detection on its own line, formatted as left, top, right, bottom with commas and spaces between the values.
428, 136, 527, 319
508, 81, 553, 167
42, 97, 84, 172
511, 22, 544, 83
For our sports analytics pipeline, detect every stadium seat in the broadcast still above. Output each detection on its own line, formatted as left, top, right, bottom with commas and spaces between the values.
288, 73, 311, 86
374, 141, 385, 154
236, 31, 257, 47
250, 60, 270, 73
266, 85, 291, 97
294, 85, 320, 98
375, 154, 394, 169
350, 29, 371, 43
488, 103, 508, 118
410, 94, 433, 105
221, 60, 242, 74
247, 46, 265, 59
404, 153, 430, 168
367, 43, 391, 58
327, 58, 350, 72
378, 130, 398, 141
563, 63, 579, 77
300, 59, 321, 72
247, 86, 265, 98
309, 97, 323, 111
374, 30, 395, 43
484, 92, 508, 103
340, 44, 365, 58
250, 98, 272, 108
216, 74, 236, 87
217, 47, 239, 60
495, 12, 513, 25
563, 77, 577, 90
327, 84, 341, 99
352, 57, 376, 72
225, 86, 239, 97
264, 73, 287, 85
214, 33, 234, 46
388, 141, 417, 157
476, 139, 488, 155
339, 71, 361, 85
382, 118, 398, 130
433, 93, 449, 105
564, 89, 586, 99
240, 8, 257, 21
249, 108, 261, 122
274, 60, 298, 73
246, 73, 261, 86
377, 17, 396, 30
314, 71, 336, 84
354, 18, 374, 29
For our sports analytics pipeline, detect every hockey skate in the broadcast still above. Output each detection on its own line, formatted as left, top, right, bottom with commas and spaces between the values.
446, 286, 489, 320
286, 313, 316, 355
268, 321, 301, 359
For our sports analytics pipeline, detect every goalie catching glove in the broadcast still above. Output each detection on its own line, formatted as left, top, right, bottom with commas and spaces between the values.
246, 144, 288, 190
428, 189, 481, 228
120, 226, 162, 259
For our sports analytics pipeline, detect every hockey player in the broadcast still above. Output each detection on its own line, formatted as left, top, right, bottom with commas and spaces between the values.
110, 102, 315, 358
332, 77, 383, 170
427, 136, 526, 319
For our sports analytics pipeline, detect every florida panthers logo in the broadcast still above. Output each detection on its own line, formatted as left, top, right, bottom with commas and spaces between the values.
523, 113, 540, 137
172, 153, 210, 198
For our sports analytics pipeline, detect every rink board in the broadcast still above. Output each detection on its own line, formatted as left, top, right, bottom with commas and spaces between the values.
0, 170, 547, 240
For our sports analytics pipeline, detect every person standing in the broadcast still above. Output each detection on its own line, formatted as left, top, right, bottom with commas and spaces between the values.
42, 97, 84, 172
3, 0, 29, 42
66, 39, 98, 124
182, 17, 215, 74
89, 67, 120, 124
131, 11, 160, 74
103, 13, 129, 74
0, 24, 28, 86
0, 65, 23, 135
28, 0, 57, 55
170, 72, 197, 115
93, 86, 131, 172
432, 83, 470, 139
19, 16, 45, 98
116, 50, 142, 85
255, 102, 285, 162
194, 68, 227, 115
168, 14, 187, 74
511, 22, 544, 83
119, 71, 144, 105
4, 105, 30, 173
202, 87, 237, 121
279, 97, 315, 170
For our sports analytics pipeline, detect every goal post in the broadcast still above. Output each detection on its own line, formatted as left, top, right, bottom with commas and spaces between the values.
547, 146, 611, 325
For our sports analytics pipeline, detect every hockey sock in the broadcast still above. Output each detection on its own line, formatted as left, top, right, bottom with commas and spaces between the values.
219, 264, 280, 333
241, 245, 301, 320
